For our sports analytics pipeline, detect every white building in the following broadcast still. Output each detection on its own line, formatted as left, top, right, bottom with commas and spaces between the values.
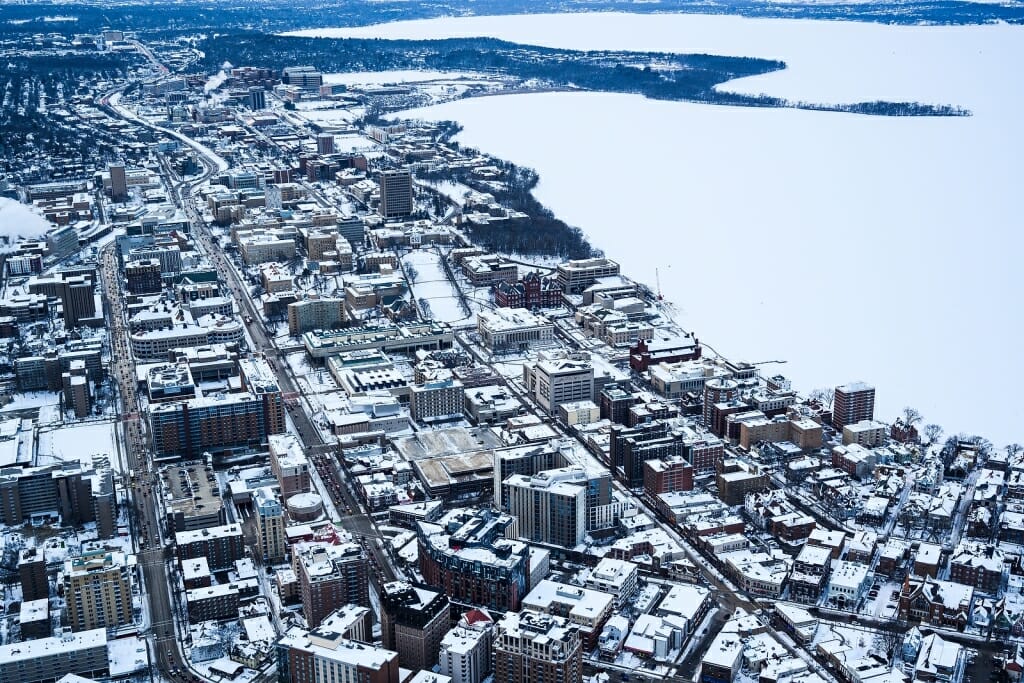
477, 308, 554, 353
827, 561, 872, 605
504, 467, 588, 548
585, 558, 639, 608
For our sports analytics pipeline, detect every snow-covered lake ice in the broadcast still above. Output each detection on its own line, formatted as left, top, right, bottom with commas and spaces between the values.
293, 13, 1024, 445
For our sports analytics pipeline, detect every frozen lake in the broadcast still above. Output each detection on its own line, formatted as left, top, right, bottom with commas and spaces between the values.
297, 13, 1024, 445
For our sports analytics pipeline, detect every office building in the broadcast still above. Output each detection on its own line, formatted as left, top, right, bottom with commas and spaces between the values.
61, 361, 92, 418
702, 378, 740, 435
255, 487, 287, 563
63, 549, 133, 633
28, 273, 97, 328
504, 468, 588, 548
522, 580, 614, 650
555, 258, 620, 294
380, 582, 450, 671
175, 523, 246, 571
493, 611, 582, 683
585, 558, 639, 608
610, 421, 686, 488
832, 381, 875, 431
249, 86, 266, 110
282, 66, 324, 89
294, 542, 370, 628
522, 355, 594, 415
47, 226, 80, 261
125, 259, 163, 295
0, 628, 108, 683
417, 509, 530, 612
378, 169, 413, 218
109, 163, 127, 201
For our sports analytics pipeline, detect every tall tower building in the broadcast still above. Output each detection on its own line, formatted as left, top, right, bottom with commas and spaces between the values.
378, 169, 413, 218
18, 547, 48, 602
63, 549, 133, 632
316, 134, 335, 155
493, 611, 582, 683
254, 487, 286, 563
249, 86, 266, 110
109, 163, 127, 202
294, 541, 370, 628
832, 381, 875, 430
380, 582, 450, 672
439, 610, 495, 683
503, 468, 587, 548
703, 378, 739, 435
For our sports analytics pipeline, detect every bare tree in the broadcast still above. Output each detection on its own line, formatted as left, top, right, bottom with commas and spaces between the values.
809, 387, 833, 408
902, 406, 923, 427
1006, 443, 1023, 458
922, 423, 944, 446
874, 630, 904, 665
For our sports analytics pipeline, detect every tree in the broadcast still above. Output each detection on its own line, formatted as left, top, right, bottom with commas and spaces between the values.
1006, 443, 1023, 458
809, 387, 833, 409
922, 423, 944, 446
902, 406, 923, 428
875, 630, 904, 664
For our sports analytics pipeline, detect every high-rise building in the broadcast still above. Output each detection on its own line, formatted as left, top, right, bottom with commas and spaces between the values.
124, 259, 163, 294
268, 433, 311, 498
493, 611, 582, 683
249, 86, 266, 110
28, 273, 97, 327
63, 549, 134, 632
832, 381, 875, 431
417, 509, 530, 612
18, 547, 48, 602
294, 541, 370, 628
504, 468, 587, 549
317, 134, 335, 155
380, 582, 450, 671
703, 378, 740, 435
109, 163, 127, 201
439, 610, 494, 683
255, 487, 287, 563
288, 297, 347, 336
378, 169, 413, 218
61, 360, 92, 418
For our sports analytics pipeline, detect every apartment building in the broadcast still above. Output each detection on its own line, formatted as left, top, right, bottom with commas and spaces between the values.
254, 487, 287, 563
504, 468, 588, 549
0, 628, 108, 683
380, 582, 450, 671
378, 169, 413, 218
175, 523, 246, 571
63, 550, 133, 633
268, 433, 311, 498
493, 611, 582, 683
833, 382, 876, 430
288, 297, 347, 336
294, 542, 370, 628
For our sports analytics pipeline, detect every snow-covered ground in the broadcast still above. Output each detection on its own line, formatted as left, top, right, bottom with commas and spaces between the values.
321, 12, 1024, 446
401, 249, 473, 324
322, 70, 483, 86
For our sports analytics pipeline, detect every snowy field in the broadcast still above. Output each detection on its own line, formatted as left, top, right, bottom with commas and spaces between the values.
401, 249, 473, 324
298, 12, 1024, 445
